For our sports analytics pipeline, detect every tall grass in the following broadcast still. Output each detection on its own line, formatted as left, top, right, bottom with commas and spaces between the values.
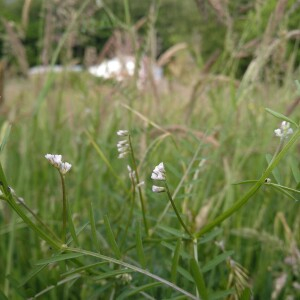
0, 1, 300, 299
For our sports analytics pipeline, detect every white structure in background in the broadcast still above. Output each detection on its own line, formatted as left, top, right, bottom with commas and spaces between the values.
88, 56, 162, 87
28, 65, 82, 75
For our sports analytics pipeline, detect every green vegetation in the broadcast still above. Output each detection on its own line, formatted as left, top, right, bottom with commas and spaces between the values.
0, 1, 300, 299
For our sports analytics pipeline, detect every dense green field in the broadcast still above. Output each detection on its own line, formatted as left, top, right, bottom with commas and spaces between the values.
0, 65, 299, 299
1, 1, 300, 299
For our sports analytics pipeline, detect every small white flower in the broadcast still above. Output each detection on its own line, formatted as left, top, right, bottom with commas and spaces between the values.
118, 152, 129, 159
274, 121, 293, 139
117, 130, 129, 136
45, 154, 62, 168
151, 162, 166, 181
59, 162, 72, 175
152, 185, 165, 193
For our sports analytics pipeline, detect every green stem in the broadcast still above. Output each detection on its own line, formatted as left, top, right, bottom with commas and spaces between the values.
0, 162, 62, 250
128, 134, 149, 236
164, 182, 193, 239
195, 128, 300, 238
60, 172, 67, 243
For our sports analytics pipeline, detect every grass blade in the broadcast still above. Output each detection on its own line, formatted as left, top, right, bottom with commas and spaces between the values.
104, 215, 122, 259
265, 108, 298, 127
136, 222, 146, 268
190, 258, 208, 300
171, 239, 181, 283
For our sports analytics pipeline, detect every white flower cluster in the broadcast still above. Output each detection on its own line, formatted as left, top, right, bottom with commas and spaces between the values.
117, 130, 130, 159
274, 121, 293, 139
151, 162, 166, 193
45, 154, 72, 175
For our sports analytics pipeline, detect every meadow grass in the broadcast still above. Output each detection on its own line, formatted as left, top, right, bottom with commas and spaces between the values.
0, 67, 299, 299
1, 1, 300, 299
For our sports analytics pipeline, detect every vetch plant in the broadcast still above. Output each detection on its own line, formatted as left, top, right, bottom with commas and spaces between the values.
274, 121, 293, 139
116, 130, 149, 236
45, 154, 72, 242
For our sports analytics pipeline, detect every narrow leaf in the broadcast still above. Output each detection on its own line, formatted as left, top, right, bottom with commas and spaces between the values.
0, 122, 11, 153
171, 239, 181, 283
136, 223, 146, 268
265, 108, 298, 127
92, 268, 134, 281
104, 215, 121, 259
89, 201, 101, 252
209, 289, 234, 300
117, 282, 161, 300
202, 251, 234, 273
36, 253, 84, 265
199, 228, 223, 244
67, 203, 79, 246
190, 258, 208, 300
240, 287, 252, 300
290, 160, 300, 183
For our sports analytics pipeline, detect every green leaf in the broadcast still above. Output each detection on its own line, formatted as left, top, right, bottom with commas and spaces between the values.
161, 241, 191, 260
199, 228, 223, 244
35, 253, 84, 265
104, 215, 121, 259
171, 239, 182, 283
265, 108, 298, 127
157, 225, 189, 239
202, 251, 234, 273
190, 258, 208, 300
232, 180, 258, 185
266, 154, 281, 184
62, 262, 107, 277
290, 159, 300, 183
19, 265, 47, 286
117, 282, 161, 300
67, 203, 79, 246
136, 223, 146, 268
0, 122, 11, 153
209, 289, 234, 300
89, 201, 101, 252
240, 287, 252, 300
0, 290, 8, 300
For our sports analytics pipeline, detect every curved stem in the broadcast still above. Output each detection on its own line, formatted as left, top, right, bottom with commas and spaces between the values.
164, 182, 193, 238
195, 128, 300, 238
60, 172, 67, 243
128, 134, 149, 236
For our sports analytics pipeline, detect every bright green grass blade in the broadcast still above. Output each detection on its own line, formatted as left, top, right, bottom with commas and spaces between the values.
267, 184, 298, 201
240, 287, 252, 300
209, 289, 235, 299
0, 290, 8, 300
67, 203, 79, 246
202, 251, 234, 273
232, 180, 258, 185
89, 201, 101, 252
35, 253, 84, 265
290, 159, 300, 183
161, 241, 190, 260
67, 247, 198, 299
171, 239, 181, 283
136, 223, 146, 268
62, 262, 107, 277
92, 268, 134, 281
190, 258, 208, 300
19, 265, 47, 286
0, 122, 11, 153
104, 215, 122, 259
157, 225, 189, 239
117, 282, 161, 300
176, 265, 193, 282
265, 108, 298, 127
198, 228, 223, 244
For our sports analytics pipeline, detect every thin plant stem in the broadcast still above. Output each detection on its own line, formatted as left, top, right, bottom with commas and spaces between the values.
128, 134, 149, 236
59, 172, 67, 243
192, 238, 199, 298
164, 182, 193, 239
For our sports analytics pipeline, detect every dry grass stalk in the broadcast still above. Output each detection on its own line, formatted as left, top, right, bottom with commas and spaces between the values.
21, 0, 32, 30
0, 60, 5, 105
1, 19, 29, 76
157, 43, 187, 67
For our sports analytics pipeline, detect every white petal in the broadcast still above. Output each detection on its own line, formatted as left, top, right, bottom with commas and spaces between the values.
152, 185, 165, 193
